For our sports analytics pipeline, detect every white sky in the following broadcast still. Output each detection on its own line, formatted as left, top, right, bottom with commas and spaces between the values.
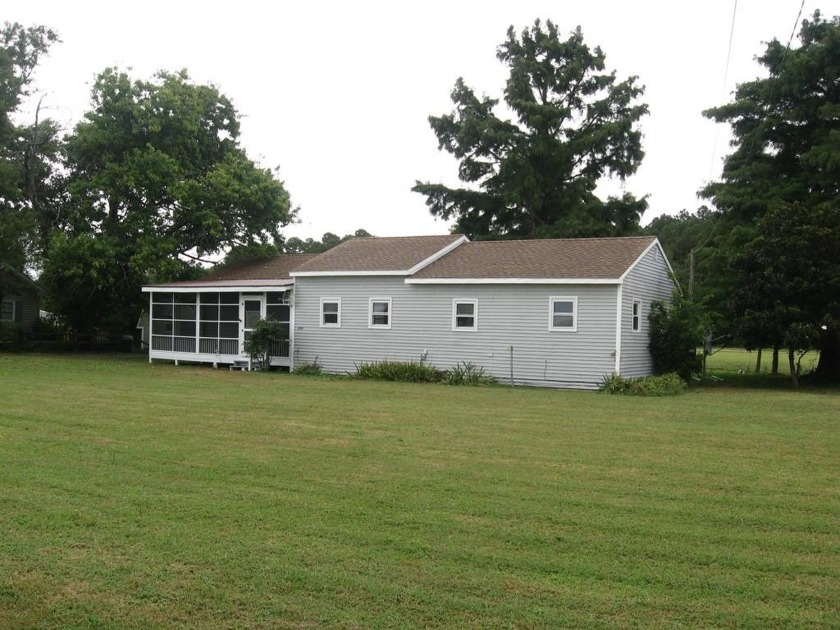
7, 0, 840, 239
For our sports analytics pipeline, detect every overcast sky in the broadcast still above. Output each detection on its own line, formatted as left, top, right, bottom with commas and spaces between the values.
7, 0, 840, 239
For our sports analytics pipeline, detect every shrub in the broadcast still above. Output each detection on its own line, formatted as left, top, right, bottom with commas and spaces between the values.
294, 358, 323, 376
354, 360, 443, 383
649, 292, 710, 381
598, 372, 686, 396
243, 319, 288, 371
443, 362, 496, 386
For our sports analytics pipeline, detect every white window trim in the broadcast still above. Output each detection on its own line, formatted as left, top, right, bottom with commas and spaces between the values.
631, 299, 642, 332
548, 296, 578, 332
368, 298, 392, 329
320, 297, 341, 328
452, 298, 478, 331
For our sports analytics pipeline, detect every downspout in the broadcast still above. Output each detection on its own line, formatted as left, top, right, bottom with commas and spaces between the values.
289, 288, 295, 372
614, 284, 623, 374
148, 291, 153, 363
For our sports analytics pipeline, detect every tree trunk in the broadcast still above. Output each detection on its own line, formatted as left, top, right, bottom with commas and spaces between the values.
754, 348, 762, 373
814, 334, 840, 382
788, 348, 798, 388
772, 345, 780, 375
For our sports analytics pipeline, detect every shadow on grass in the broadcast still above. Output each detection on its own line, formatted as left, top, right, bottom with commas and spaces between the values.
697, 370, 840, 392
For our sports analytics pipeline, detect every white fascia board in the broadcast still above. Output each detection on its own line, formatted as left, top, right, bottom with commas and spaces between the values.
405, 277, 621, 285
619, 238, 676, 284
406, 235, 470, 275
142, 284, 293, 293
290, 270, 407, 278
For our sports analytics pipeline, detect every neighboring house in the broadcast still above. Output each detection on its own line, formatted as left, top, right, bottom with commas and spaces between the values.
142, 235, 675, 388
0, 262, 42, 334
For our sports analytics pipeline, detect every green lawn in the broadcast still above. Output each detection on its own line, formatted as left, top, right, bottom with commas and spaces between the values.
706, 347, 820, 377
1, 355, 838, 628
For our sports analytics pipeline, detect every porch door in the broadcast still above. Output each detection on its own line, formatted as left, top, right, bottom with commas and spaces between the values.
241, 297, 264, 355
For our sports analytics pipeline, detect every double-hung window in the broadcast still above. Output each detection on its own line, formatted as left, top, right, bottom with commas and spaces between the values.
631, 300, 642, 332
452, 299, 477, 331
320, 298, 341, 327
1, 299, 16, 322
549, 297, 577, 332
369, 298, 391, 329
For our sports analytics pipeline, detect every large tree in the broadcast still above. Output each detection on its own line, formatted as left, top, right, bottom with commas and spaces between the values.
702, 11, 840, 223
702, 11, 840, 380
43, 68, 295, 334
413, 19, 648, 239
732, 202, 840, 383
0, 22, 60, 275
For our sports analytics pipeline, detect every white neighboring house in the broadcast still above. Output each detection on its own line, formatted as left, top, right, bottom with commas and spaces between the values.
142, 235, 675, 388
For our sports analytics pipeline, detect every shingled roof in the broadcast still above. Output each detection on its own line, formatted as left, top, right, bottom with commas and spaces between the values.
291, 235, 466, 274
144, 253, 318, 289
409, 236, 658, 281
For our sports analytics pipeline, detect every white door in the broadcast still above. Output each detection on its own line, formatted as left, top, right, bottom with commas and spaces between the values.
241, 297, 264, 356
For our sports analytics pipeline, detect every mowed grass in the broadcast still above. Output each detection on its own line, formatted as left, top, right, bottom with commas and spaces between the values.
706, 348, 820, 378
0, 355, 838, 628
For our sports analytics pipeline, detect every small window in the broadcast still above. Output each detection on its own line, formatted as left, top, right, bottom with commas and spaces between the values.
452, 299, 477, 331
320, 298, 341, 327
632, 300, 642, 332
369, 298, 391, 329
549, 297, 577, 331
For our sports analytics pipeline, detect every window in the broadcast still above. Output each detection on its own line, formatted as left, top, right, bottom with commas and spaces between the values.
320, 298, 341, 327
1, 300, 16, 322
369, 298, 391, 329
549, 297, 577, 331
452, 299, 477, 331
632, 300, 642, 332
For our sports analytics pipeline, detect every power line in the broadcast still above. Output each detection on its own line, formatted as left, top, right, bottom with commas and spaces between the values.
707, 0, 740, 184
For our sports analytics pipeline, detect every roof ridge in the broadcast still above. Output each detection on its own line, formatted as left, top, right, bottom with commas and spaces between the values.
468, 235, 654, 245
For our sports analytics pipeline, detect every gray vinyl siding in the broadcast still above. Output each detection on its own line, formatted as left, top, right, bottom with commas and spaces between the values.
294, 276, 620, 389
619, 244, 675, 377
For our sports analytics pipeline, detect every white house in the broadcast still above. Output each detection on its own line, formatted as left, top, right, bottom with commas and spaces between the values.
142, 235, 675, 388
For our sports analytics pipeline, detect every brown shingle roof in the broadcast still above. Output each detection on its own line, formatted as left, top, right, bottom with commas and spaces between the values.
410, 236, 657, 280
144, 253, 318, 288
292, 235, 464, 273
204, 253, 318, 281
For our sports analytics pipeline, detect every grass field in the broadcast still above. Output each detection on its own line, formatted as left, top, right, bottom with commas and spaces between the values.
0, 354, 838, 628
705, 347, 820, 377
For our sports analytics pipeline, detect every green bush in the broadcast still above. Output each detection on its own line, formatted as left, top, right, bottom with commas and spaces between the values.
443, 362, 496, 386
354, 360, 443, 383
598, 372, 686, 396
294, 358, 323, 376
243, 320, 287, 371
649, 292, 709, 380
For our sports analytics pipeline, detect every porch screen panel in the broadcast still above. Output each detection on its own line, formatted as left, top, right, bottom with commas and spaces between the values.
266, 292, 291, 357
151, 292, 176, 351
198, 292, 239, 355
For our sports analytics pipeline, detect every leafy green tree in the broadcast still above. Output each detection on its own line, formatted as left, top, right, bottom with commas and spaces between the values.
0, 22, 59, 275
44, 68, 295, 333
648, 291, 710, 381
732, 202, 840, 382
283, 229, 373, 254
413, 19, 648, 239
702, 11, 840, 380
702, 11, 840, 223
